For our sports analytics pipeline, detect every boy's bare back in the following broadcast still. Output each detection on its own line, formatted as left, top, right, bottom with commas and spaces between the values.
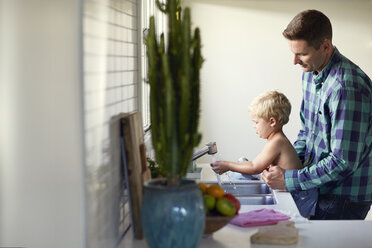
265, 132, 303, 170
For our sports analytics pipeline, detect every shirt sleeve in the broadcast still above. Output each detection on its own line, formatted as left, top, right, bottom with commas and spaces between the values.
285, 80, 371, 191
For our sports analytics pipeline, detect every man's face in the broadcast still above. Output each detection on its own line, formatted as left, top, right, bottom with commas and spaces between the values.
288, 39, 328, 73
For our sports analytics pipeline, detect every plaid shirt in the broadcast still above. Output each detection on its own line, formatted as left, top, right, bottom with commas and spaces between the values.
285, 47, 372, 202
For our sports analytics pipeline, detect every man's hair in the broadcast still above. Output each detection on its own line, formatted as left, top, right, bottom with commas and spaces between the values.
248, 90, 291, 126
282, 9, 332, 49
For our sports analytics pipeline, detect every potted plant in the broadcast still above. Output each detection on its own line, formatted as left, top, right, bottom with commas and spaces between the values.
140, 0, 205, 247
146, 0, 203, 186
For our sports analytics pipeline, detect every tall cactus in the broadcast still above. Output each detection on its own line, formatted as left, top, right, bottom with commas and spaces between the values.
145, 0, 203, 186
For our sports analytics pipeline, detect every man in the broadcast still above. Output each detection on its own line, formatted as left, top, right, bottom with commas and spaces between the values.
262, 9, 372, 220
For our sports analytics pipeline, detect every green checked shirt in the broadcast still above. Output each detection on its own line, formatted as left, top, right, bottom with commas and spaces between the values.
285, 47, 372, 202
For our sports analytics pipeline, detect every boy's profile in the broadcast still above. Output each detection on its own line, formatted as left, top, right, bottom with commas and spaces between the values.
211, 90, 318, 218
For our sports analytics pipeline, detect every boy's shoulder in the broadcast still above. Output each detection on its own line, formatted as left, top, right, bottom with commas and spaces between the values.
269, 131, 291, 145
264, 133, 291, 154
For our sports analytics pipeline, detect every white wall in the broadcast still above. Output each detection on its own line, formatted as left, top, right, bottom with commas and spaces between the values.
0, 1, 85, 247
184, 0, 372, 163
1, 0, 142, 247
83, 1, 140, 247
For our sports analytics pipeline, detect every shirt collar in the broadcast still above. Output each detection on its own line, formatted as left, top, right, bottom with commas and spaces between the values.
313, 47, 341, 85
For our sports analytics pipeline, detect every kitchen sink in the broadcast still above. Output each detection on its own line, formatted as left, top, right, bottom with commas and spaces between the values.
200, 181, 277, 205
236, 195, 276, 205
221, 182, 276, 205
221, 182, 272, 196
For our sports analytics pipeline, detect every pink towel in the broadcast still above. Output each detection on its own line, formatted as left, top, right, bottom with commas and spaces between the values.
230, 208, 290, 227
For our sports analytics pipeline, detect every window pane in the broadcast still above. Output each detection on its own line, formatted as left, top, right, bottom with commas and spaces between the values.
140, 0, 166, 130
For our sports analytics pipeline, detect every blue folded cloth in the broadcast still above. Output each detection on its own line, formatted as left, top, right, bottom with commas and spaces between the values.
228, 171, 261, 180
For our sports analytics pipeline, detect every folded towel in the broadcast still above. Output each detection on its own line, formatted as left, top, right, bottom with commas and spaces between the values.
230, 208, 291, 227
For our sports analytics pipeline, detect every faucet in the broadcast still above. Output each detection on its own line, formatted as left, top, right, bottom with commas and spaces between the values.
192, 142, 218, 161
187, 142, 218, 177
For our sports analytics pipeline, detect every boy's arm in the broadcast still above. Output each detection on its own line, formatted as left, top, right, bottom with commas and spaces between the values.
212, 141, 280, 175
248, 140, 281, 173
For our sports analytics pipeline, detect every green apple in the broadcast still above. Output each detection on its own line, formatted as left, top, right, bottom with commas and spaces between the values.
223, 193, 241, 214
216, 197, 236, 216
204, 194, 216, 211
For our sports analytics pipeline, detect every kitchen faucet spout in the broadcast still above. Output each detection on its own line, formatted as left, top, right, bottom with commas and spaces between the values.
192, 142, 217, 161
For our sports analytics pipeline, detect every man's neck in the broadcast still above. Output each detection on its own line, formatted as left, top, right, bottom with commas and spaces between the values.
316, 46, 335, 74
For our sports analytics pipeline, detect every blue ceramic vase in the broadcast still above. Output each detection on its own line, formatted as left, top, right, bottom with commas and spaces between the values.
141, 178, 205, 248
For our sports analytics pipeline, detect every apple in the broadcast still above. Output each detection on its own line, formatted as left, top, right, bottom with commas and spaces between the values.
204, 194, 216, 212
223, 193, 241, 214
216, 197, 236, 216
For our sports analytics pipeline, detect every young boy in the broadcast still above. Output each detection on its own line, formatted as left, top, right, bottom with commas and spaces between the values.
211, 90, 318, 218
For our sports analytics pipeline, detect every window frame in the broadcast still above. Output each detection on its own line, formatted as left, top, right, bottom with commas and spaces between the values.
139, 0, 167, 132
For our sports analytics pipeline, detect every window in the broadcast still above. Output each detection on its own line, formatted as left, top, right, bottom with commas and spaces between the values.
140, 0, 166, 130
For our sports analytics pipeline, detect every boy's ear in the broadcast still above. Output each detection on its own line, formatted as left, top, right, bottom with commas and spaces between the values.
269, 117, 277, 127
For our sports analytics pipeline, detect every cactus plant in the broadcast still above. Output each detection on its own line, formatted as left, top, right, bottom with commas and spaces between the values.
145, 0, 203, 186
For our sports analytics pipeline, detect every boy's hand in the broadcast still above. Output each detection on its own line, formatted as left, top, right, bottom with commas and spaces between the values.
210, 161, 229, 175
262, 165, 286, 190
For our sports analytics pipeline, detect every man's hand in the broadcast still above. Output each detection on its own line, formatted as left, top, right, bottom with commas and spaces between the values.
262, 165, 286, 190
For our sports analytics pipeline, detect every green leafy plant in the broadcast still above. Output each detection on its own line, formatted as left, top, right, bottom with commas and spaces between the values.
147, 157, 165, 178
145, 0, 203, 186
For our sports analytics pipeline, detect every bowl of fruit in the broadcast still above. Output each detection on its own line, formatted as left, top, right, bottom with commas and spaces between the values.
200, 183, 241, 235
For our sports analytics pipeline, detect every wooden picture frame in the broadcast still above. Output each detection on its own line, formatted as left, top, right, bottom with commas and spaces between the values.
120, 112, 151, 239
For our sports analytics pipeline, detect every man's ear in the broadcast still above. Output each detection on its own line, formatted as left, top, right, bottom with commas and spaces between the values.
322, 39, 332, 52
269, 117, 277, 127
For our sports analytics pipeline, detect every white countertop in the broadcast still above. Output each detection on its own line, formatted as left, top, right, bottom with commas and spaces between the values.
120, 164, 372, 248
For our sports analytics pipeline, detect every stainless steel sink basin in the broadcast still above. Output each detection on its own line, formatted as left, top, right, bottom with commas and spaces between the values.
200, 181, 277, 205
236, 195, 276, 205
221, 182, 272, 196
221, 182, 276, 205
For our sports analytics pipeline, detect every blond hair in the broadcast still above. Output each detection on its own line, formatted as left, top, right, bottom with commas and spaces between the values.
248, 91, 291, 126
